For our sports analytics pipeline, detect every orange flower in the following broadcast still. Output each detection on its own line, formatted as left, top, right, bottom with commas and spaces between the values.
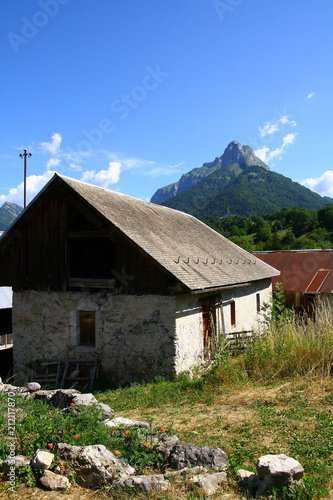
143, 441, 150, 447
159, 428, 164, 432
75, 434, 80, 439
112, 429, 117, 433
114, 450, 120, 455
124, 430, 130, 435
70, 403, 75, 407
47, 443, 53, 450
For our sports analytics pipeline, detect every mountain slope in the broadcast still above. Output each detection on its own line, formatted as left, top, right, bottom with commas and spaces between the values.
151, 140, 268, 204
163, 165, 333, 217
0, 202, 23, 231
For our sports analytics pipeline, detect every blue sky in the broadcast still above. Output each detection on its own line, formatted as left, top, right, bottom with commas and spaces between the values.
1, 0, 333, 207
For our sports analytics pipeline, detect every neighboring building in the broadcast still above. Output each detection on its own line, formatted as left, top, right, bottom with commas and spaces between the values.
0, 174, 279, 384
254, 250, 333, 313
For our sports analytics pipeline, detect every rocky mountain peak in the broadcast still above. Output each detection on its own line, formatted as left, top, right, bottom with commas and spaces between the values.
220, 141, 269, 170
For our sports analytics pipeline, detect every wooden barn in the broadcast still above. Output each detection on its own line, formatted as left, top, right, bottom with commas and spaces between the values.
0, 174, 279, 385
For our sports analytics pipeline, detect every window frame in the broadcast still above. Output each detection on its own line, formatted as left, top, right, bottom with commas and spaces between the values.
230, 301, 236, 329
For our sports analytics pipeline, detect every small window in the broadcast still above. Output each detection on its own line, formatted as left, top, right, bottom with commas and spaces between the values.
230, 301, 236, 329
78, 311, 95, 347
256, 293, 261, 314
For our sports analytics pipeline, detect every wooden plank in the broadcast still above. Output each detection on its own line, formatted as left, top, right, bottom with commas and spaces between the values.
68, 278, 116, 289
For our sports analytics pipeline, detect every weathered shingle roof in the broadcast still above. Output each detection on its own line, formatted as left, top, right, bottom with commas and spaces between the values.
59, 175, 278, 292
254, 250, 333, 293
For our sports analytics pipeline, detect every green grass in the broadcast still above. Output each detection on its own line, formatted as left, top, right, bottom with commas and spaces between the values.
1, 301, 333, 498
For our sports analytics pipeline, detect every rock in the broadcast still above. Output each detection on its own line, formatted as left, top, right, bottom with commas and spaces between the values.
115, 474, 170, 492
169, 444, 229, 471
256, 454, 304, 496
190, 472, 228, 495
57, 443, 135, 488
31, 450, 54, 470
57, 443, 82, 461
34, 389, 57, 401
0, 383, 18, 393
237, 469, 259, 491
164, 465, 207, 478
105, 417, 150, 430
27, 382, 41, 392
72, 393, 113, 418
98, 402, 114, 420
72, 393, 98, 407
51, 388, 80, 408
1, 455, 30, 473
150, 432, 180, 460
39, 470, 70, 491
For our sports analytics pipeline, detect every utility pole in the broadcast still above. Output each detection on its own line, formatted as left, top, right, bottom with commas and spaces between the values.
19, 148, 32, 208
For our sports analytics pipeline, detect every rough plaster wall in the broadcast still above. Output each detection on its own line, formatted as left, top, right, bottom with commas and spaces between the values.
99, 295, 177, 384
12, 291, 177, 384
174, 295, 204, 373
221, 279, 272, 334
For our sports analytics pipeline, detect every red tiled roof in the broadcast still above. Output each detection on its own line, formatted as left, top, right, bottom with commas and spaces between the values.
253, 250, 333, 293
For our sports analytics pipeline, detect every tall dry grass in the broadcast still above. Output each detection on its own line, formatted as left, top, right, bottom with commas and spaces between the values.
211, 298, 333, 384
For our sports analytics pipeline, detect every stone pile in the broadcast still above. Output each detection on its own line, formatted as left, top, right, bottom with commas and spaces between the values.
0, 379, 304, 496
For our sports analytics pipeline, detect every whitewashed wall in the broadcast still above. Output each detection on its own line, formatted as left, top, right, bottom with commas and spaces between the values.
12, 279, 272, 385
221, 278, 272, 335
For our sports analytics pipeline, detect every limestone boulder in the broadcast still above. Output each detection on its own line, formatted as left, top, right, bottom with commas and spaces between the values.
57, 443, 135, 488
169, 444, 229, 471
115, 474, 170, 492
39, 470, 70, 491
31, 450, 54, 470
105, 416, 150, 430
149, 431, 180, 460
256, 454, 304, 496
27, 382, 41, 392
189, 472, 228, 495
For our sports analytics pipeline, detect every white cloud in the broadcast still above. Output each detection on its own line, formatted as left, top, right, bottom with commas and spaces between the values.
81, 162, 122, 187
95, 161, 121, 186
39, 133, 62, 154
255, 146, 270, 163
301, 171, 333, 197
259, 116, 297, 138
142, 161, 186, 177
0, 171, 55, 206
255, 133, 297, 163
306, 92, 315, 99
81, 170, 95, 182
69, 163, 82, 172
46, 157, 61, 170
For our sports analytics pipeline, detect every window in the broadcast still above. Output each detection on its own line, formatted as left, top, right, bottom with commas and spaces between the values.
78, 311, 95, 347
256, 293, 261, 314
230, 301, 236, 329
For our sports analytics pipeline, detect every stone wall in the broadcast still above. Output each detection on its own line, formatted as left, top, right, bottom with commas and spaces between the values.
12, 291, 178, 384
12, 280, 272, 385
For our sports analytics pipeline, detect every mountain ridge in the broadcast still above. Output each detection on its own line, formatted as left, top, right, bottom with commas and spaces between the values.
0, 202, 23, 231
151, 140, 269, 204
151, 141, 333, 218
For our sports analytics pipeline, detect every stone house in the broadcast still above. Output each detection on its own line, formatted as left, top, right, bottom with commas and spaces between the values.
0, 174, 279, 384
254, 250, 333, 315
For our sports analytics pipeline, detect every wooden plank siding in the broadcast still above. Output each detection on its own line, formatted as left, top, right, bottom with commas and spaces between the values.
0, 178, 181, 295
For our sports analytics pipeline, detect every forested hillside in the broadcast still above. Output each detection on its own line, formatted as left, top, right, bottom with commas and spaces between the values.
163, 165, 333, 217
202, 204, 333, 252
